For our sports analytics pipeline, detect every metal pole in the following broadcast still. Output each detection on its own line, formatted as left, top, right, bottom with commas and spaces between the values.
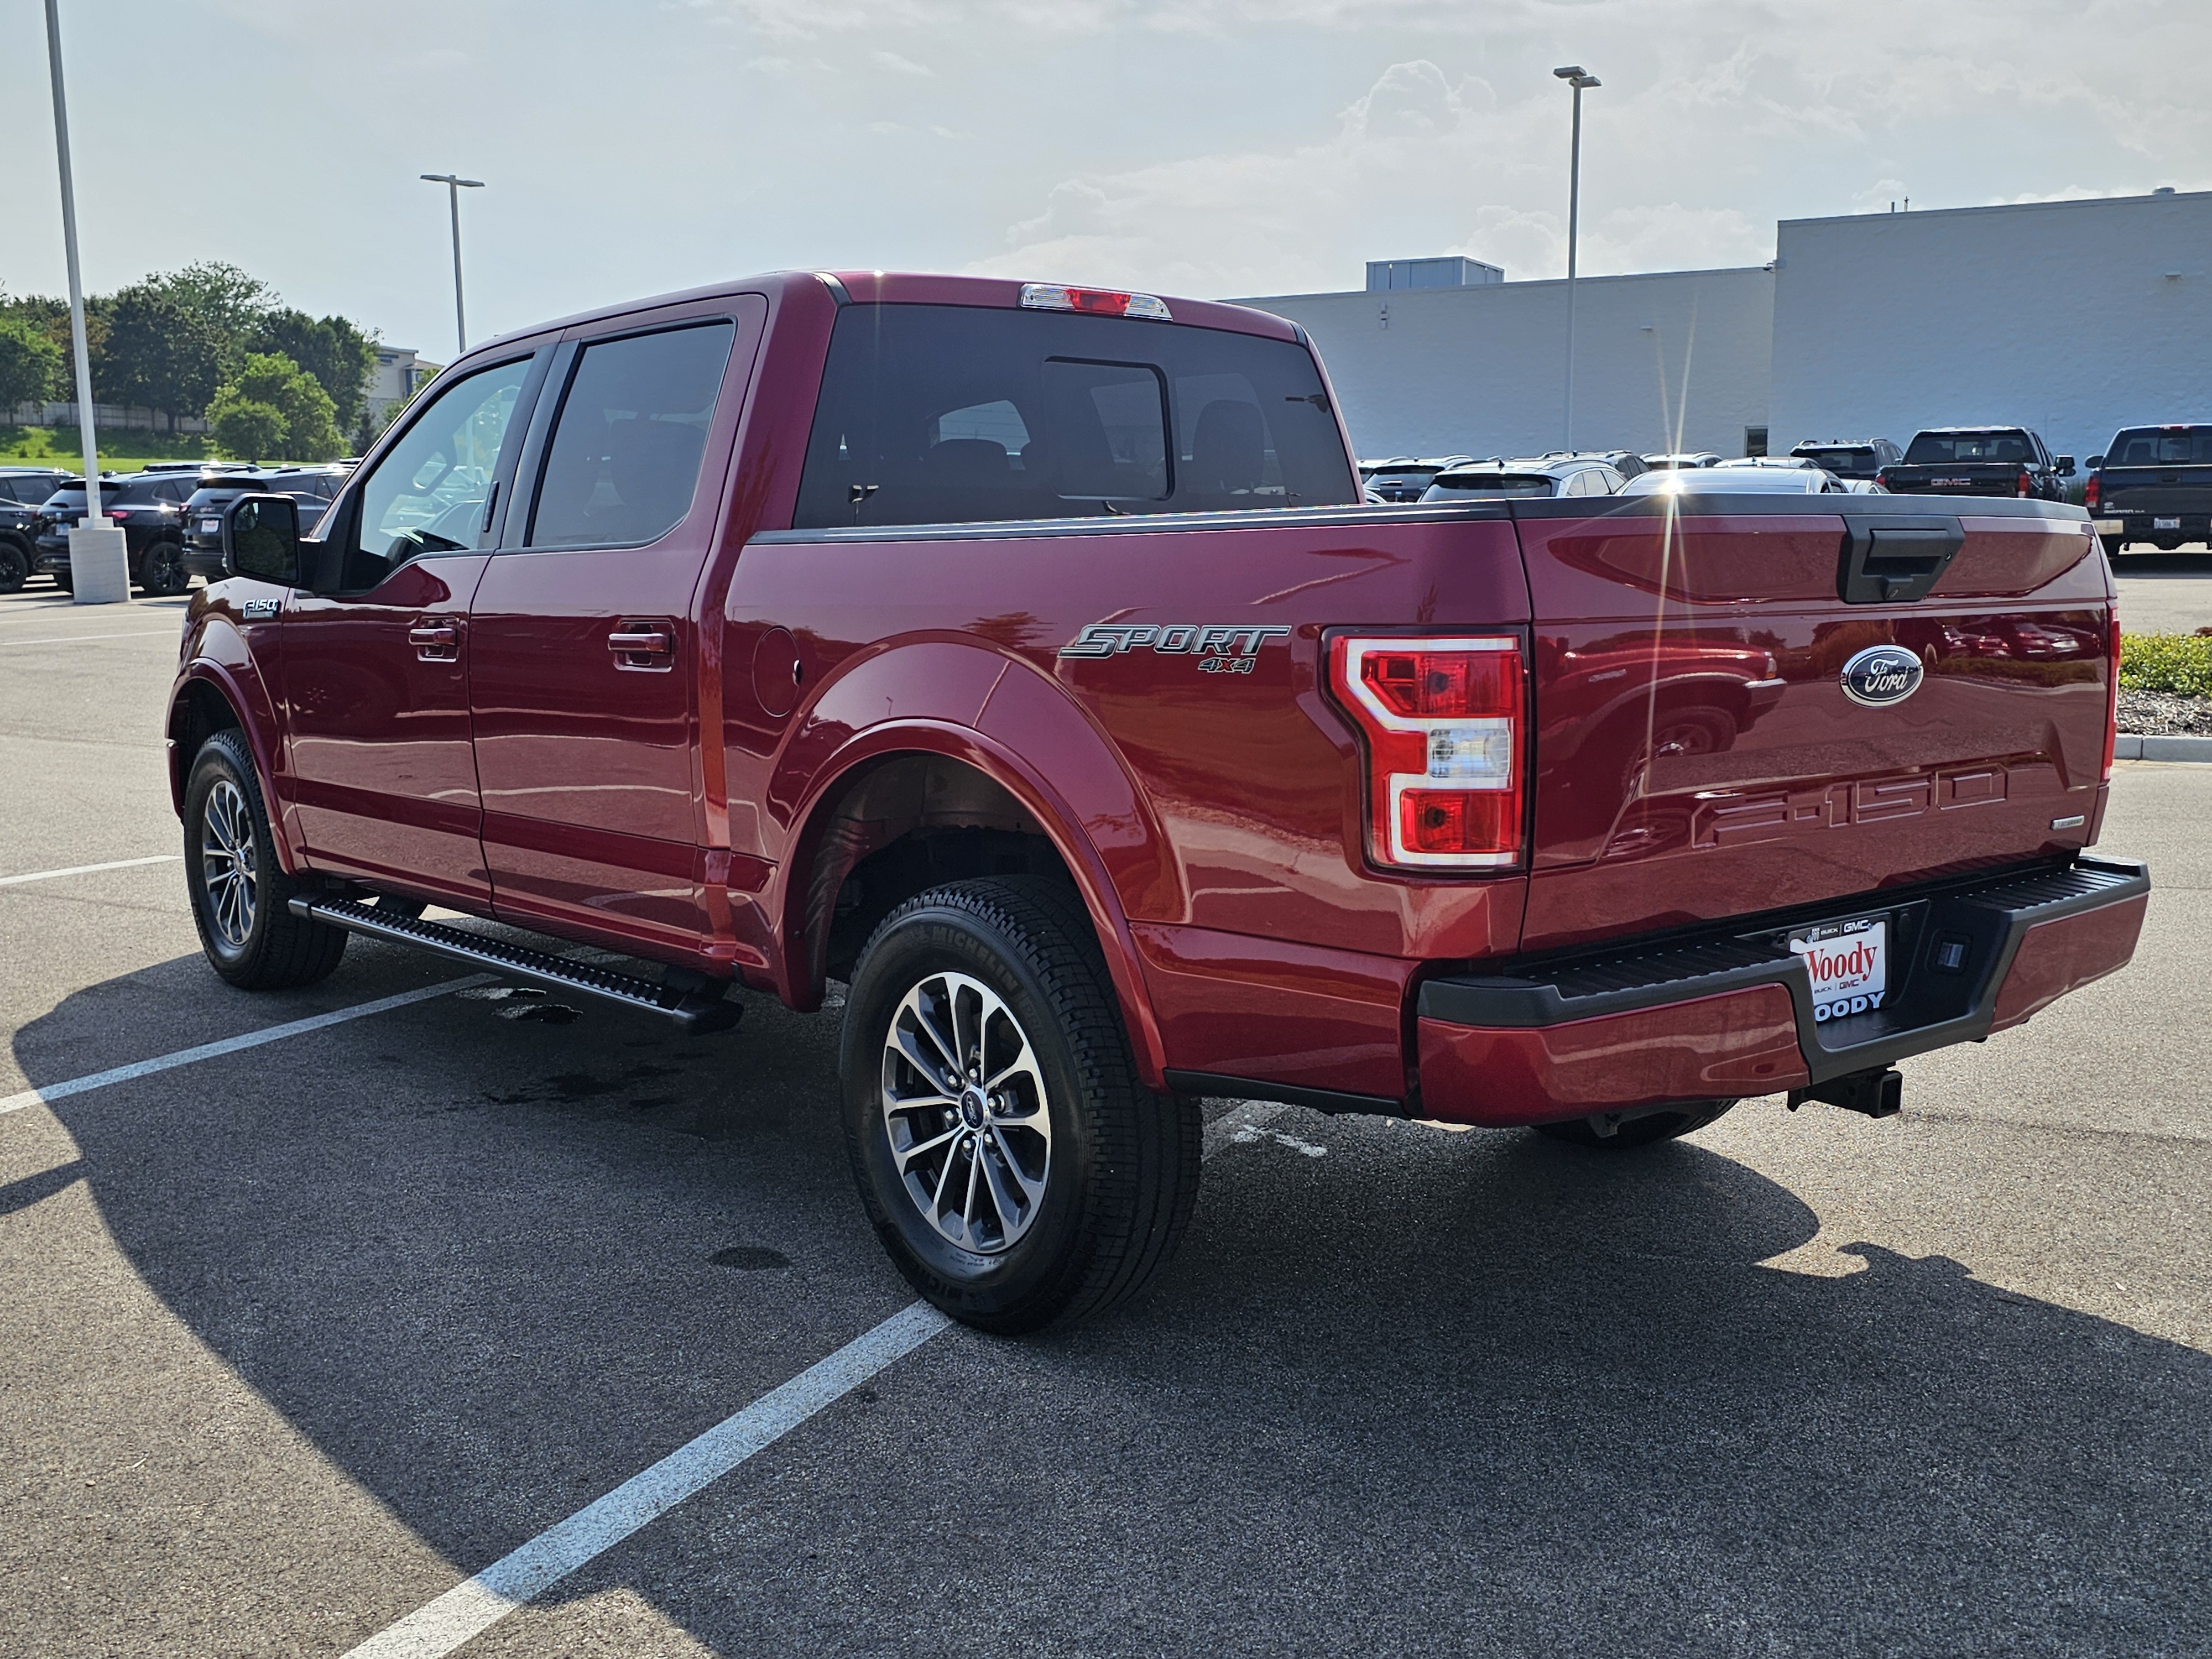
44, 0, 129, 604
43, 0, 99, 519
447, 179, 467, 353
1563, 80, 1582, 451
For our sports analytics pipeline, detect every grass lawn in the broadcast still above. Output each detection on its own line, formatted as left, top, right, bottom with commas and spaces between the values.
1, 425, 326, 476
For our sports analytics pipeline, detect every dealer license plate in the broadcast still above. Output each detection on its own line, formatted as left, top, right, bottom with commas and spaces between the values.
2154, 517, 2182, 530
200, 518, 220, 533
1790, 917, 1888, 1021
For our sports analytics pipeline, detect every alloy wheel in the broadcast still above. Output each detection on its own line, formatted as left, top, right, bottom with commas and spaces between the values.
880, 969, 1053, 1254
199, 778, 258, 949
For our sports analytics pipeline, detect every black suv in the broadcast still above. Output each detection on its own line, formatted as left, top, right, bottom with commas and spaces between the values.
0, 466, 74, 506
0, 495, 40, 592
181, 466, 348, 581
33, 472, 199, 596
1788, 437, 1902, 481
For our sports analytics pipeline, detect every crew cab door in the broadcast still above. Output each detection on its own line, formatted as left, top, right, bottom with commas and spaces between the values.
467, 300, 763, 955
281, 352, 546, 904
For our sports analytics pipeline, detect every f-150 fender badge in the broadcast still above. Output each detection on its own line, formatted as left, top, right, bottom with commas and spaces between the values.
1058, 623, 1293, 662
241, 598, 281, 620
1839, 644, 1923, 707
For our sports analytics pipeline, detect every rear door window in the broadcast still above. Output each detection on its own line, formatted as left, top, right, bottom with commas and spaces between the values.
526, 322, 735, 549
794, 302, 1357, 528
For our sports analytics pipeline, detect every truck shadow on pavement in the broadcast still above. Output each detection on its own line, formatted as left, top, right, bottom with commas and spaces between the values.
11, 958, 2210, 1657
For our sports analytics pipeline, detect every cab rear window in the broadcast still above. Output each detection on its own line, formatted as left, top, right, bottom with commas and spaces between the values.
2106, 427, 2212, 466
1903, 432, 2031, 465
793, 304, 1357, 529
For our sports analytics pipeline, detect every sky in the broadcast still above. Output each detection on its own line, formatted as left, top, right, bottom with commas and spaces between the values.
3, 0, 2208, 361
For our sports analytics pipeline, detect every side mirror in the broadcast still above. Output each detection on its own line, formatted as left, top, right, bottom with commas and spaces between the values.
2055, 456, 2076, 477
222, 493, 299, 583
2086, 455, 2105, 471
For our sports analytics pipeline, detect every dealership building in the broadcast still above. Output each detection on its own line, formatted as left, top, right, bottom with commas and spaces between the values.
1233, 189, 2212, 470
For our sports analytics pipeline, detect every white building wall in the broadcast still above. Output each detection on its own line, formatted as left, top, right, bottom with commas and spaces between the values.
1231, 266, 1774, 462
1770, 191, 2212, 469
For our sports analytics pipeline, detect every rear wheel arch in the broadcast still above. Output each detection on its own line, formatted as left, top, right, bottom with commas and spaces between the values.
781, 740, 1170, 1087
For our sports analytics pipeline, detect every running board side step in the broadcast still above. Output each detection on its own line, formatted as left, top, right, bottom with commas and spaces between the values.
288, 896, 743, 1034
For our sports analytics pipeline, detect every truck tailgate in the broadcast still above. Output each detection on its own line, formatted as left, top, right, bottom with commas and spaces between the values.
1512, 494, 2110, 952
2102, 465, 2212, 515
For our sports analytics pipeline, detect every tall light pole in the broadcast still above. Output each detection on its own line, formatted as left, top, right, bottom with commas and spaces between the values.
42, 0, 131, 604
1554, 65, 1600, 451
420, 173, 483, 355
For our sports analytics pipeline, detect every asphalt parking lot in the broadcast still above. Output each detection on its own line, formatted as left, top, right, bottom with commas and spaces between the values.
2116, 548, 2212, 633
2, 580, 2208, 1658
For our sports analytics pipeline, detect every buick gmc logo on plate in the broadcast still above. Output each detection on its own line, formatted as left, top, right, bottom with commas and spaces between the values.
1840, 645, 1923, 708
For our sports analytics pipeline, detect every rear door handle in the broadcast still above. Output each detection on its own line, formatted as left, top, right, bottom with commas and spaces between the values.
609, 622, 676, 669
409, 622, 460, 661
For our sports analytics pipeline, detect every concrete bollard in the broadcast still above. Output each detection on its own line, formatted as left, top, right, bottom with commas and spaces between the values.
66, 522, 131, 604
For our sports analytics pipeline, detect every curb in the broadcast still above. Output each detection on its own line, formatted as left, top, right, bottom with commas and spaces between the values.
2115, 734, 2212, 763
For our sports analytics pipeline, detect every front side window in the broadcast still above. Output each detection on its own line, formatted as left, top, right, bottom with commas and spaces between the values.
527, 322, 735, 549
349, 357, 532, 586
793, 303, 1357, 529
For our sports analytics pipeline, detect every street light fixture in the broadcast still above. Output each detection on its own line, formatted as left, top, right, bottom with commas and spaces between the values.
1553, 65, 1600, 450
420, 173, 484, 355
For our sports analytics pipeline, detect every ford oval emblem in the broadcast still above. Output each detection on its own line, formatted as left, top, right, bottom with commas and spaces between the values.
1840, 644, 1924, 708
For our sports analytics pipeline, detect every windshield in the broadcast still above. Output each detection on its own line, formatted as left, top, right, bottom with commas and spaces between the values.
1421, 473, 1556, 499
1794, 447, 1876, 475
2104, 427, 2212, 466
1904, 431, 2031, 465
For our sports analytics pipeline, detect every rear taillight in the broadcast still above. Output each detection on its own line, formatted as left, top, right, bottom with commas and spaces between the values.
2104, 612, 2122, 782
2085, 473, 2101, 512
1327, 634, 1525, 869
2016, 469, 2033, 497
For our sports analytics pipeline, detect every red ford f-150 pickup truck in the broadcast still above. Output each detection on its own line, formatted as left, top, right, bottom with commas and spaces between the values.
169, 271, 2148, 1332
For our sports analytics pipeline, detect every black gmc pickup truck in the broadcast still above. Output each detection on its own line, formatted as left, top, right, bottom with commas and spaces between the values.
2086, 424, 2212, 557
1878, 427, 2074, 502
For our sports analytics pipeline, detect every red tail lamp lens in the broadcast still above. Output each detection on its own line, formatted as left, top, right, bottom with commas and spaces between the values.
1328, 635, 1526, 869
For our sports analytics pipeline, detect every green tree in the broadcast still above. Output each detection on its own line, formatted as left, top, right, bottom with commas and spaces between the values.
205, 352, 343, 461
93, 282, 226, 429
253, 309, 378, 433
159, 262, 275, 343
0, 315, 64, 412
205, 391, 287, 461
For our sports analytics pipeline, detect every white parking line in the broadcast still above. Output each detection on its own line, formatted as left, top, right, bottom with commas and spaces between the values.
0, 975, 491, 1117
346, 1099, 1292, 1657
0, 629, 178, 647
341, 1302, 953, 1659
0, 854, 181, 888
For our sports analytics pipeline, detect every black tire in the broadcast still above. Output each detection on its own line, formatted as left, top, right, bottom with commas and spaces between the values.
841, 876, 1201, 1334
0, 537, 29, 593
1533, 1099, 1736, 1149
184, 728, 348, 989
139, 539, 190, 596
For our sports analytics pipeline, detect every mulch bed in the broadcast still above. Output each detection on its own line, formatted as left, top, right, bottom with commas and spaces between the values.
2119, 688, 2212, 735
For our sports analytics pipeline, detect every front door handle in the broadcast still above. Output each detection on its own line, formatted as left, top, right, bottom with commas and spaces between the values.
609, 621, 676, 670
409, 622, 460, 662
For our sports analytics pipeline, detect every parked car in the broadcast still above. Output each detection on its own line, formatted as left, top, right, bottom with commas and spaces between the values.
1361, 455, 1474, 503
1788, 438, 1901, 480
1421, 455, 1624, 500
182, 466, 348, 581
33, 472, 197, 596
1641, 452, 1723, 470
171, 269, 2145, 1333
1877, 427, 2073, 500
2084, 424, 2212, 557
0, 465, 74, 505
1561, 447, 1647, 478
1625, 465, 1859, 495
0, 496, 38, 591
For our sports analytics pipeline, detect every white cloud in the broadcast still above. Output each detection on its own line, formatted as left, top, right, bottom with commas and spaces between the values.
872, 49, 935, 76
